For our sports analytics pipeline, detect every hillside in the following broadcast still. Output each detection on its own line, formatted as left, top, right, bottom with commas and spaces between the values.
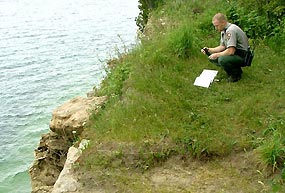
76, 0, 285, 192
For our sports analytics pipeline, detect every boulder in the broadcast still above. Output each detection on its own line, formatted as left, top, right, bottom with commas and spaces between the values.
49, 96, 107, 138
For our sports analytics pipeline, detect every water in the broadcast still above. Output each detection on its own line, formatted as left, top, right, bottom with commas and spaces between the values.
0, 0, 139, 192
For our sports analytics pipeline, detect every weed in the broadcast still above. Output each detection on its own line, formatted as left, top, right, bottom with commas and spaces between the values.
167, 24, 197, 58
258, 117, 285, 173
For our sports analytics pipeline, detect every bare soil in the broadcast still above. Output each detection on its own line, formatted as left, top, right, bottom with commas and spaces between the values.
75, 150, 270, 193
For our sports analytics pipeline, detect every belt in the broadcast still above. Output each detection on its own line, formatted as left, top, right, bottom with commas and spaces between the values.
235, 49, 247, 58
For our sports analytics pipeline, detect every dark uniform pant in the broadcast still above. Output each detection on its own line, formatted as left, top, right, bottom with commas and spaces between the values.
210, 55, 243, 78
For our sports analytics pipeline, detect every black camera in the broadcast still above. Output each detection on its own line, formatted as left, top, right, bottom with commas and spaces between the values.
203, 48, 211, 56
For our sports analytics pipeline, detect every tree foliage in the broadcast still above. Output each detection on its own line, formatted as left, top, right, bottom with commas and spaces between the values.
226, 0, 285, 37
135, 0, 164, 32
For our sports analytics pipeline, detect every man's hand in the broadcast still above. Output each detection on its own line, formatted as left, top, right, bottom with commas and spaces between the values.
201, 47, 211, 56
208, 53, 219, 60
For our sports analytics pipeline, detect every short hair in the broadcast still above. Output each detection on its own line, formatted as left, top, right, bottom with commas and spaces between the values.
212, 13, 227, 22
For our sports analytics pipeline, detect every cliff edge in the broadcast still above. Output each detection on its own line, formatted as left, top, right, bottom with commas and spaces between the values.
29, 96, 106, 193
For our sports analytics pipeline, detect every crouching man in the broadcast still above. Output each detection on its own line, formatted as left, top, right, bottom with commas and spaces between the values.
201, 13, 249, 82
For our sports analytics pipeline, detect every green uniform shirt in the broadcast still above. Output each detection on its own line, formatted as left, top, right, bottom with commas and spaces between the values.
220, 22, 249, 51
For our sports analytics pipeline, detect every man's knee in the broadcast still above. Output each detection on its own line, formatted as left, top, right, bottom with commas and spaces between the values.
218, 56, 230, 66
209, 58, 220, 66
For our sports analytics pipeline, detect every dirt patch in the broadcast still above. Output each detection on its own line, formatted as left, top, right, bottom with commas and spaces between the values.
149, 152, 264, 192
76, 150, 270, 193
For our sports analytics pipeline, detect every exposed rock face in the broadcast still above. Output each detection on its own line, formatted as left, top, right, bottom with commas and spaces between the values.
49, 96, 107, 138
51, 139, 89, 193
29, 96, 107, 193
29, 132, 70, 193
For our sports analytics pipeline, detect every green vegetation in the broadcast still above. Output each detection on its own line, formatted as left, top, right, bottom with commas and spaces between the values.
135, 0, 164, 32
79, 0, 285, 192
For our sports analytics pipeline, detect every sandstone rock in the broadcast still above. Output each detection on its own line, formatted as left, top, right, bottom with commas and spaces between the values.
30, 132, 69, 193
30, 96, 106, 193
51, 139, 89, 193
51, 146, 81, 193
49, 96, 107, 138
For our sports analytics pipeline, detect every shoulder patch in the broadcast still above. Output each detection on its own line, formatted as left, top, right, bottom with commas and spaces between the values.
226, 32, 231, 40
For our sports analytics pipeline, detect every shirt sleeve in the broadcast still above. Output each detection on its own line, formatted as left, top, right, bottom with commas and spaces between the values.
225, 30, 237, 48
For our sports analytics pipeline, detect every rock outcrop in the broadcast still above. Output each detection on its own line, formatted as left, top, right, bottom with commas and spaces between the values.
29, 96, 107, 193
52, 139, 89, 193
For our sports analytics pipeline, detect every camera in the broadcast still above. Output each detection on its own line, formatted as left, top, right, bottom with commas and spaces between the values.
203, 48, 211, 56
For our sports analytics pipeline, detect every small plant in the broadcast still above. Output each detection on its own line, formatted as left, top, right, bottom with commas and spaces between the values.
97, 60, 131, 97
72, 130, 79, 144
136, 141, 176, 171
258, 118, 285, 173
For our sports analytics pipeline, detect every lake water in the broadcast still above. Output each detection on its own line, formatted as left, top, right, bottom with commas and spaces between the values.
0, 0, 139, 192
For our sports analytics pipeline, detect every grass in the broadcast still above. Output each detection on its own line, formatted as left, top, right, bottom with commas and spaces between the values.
78, 0, 285, 192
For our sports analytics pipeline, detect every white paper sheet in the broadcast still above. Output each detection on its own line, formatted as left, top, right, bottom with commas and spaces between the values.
194, 69, 218, 88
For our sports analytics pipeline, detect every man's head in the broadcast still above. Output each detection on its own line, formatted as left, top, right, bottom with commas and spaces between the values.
212, 13, 227, 32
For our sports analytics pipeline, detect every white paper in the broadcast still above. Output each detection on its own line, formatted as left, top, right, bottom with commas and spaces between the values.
194, 69, 218, 88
